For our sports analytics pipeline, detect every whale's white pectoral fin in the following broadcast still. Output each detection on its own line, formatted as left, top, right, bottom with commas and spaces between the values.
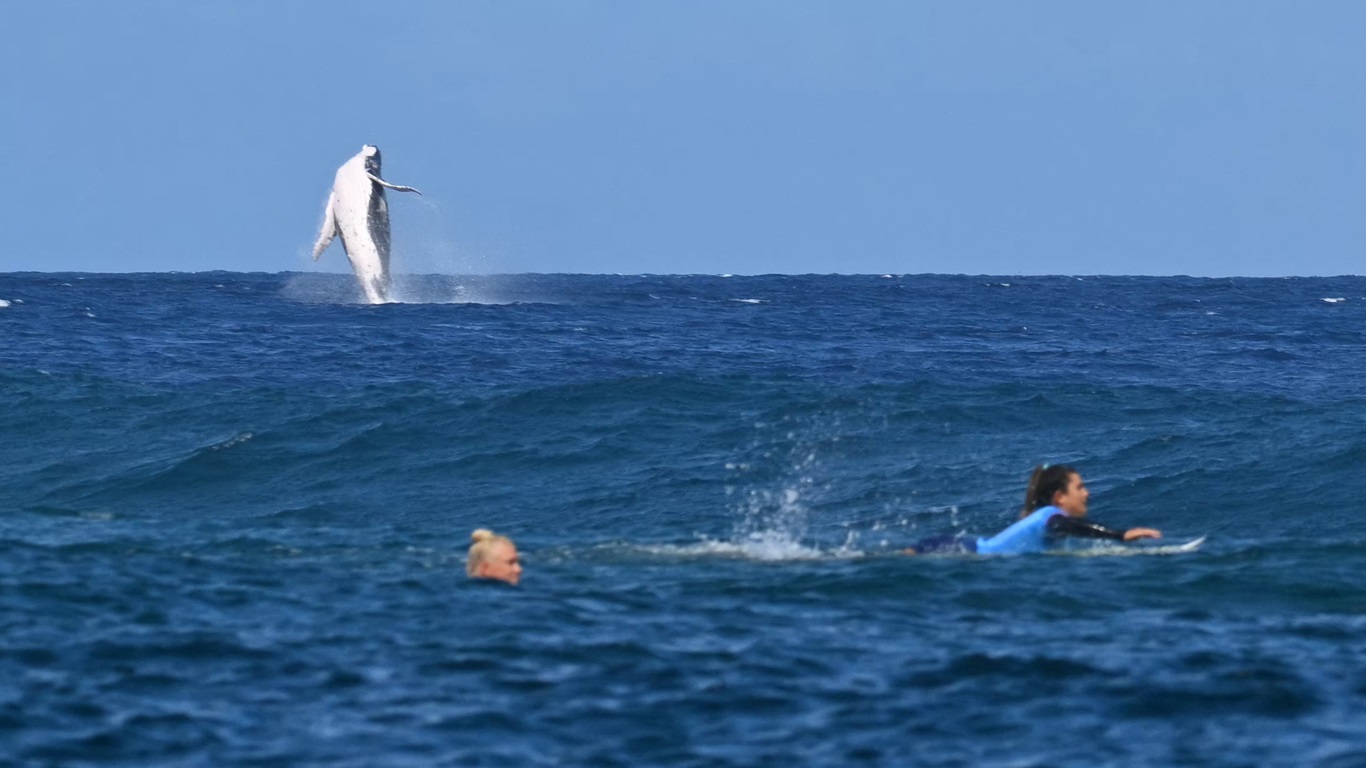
311, 191, 338, 260
367, 172, 423, 195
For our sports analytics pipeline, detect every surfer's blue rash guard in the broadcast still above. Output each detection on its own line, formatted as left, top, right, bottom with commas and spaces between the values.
907, 507, 1128, 555
975, 506, 1065, 555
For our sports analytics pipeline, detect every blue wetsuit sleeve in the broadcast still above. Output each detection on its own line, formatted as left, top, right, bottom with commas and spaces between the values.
1045, 515, 1125, 541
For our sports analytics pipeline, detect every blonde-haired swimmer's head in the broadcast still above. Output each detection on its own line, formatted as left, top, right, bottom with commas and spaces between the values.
467, 528, 522, 585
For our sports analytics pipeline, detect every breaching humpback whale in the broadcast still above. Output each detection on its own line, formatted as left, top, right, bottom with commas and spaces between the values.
312, 145, 422, 304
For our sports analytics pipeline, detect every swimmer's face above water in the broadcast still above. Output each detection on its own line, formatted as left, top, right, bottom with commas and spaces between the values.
475, 541, 523, 585
1052, 472, 1090, 516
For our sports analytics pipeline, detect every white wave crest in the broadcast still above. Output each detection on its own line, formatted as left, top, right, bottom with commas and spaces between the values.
606, 532, 863, 562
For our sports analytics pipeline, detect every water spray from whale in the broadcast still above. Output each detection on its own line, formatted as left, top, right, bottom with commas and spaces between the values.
311, 145, 422, 304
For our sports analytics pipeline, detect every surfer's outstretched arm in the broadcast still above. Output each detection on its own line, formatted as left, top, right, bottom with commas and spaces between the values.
1046, 516, 1161, 542
367, 173, 423, 195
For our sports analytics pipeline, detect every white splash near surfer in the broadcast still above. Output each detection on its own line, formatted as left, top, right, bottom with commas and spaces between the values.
311, 145, 422, 304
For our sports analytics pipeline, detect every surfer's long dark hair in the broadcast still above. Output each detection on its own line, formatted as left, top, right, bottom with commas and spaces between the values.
1022, 463, 1078, 518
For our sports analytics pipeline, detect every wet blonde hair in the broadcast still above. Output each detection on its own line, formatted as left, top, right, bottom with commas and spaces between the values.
467, 528, 514, 576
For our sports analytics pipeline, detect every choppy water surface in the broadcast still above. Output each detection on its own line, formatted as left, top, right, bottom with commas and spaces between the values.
3, 272, 1366, 766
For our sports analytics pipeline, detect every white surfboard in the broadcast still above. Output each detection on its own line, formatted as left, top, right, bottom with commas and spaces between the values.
1053, 536, 1207, 557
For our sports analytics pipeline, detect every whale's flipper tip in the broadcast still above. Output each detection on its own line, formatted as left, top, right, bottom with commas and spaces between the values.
367, 172, 422, 195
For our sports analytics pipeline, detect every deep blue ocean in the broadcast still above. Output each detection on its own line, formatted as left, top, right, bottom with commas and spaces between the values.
4, 272, 1366, 767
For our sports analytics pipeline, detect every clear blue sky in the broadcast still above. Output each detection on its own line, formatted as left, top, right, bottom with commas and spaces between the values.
3, 1, 1363, 276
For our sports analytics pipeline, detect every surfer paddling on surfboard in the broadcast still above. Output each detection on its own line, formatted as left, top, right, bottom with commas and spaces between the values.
904, 464, 1162, 555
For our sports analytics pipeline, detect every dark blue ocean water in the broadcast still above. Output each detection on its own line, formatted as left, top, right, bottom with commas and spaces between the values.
4, 272, 1366, 767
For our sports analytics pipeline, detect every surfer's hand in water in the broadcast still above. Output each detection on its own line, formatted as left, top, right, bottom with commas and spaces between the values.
1122, 528, 1162, 541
